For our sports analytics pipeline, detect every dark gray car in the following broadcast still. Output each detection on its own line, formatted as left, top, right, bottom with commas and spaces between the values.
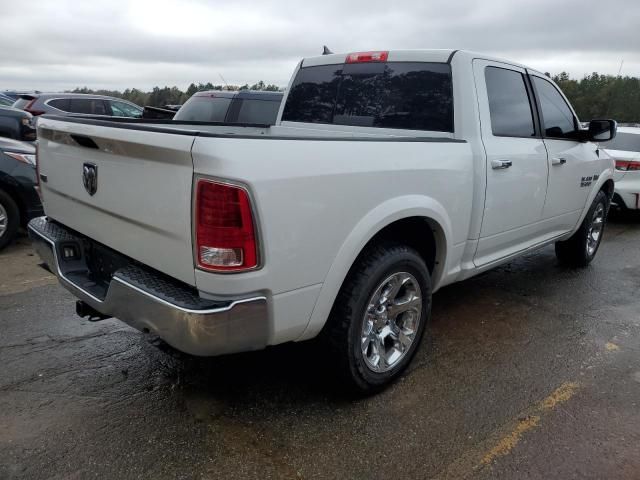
12, 93, 143, 118
0, 106, 36, 141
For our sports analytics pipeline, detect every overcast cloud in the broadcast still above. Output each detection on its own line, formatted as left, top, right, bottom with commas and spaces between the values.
1, 0, 638, 91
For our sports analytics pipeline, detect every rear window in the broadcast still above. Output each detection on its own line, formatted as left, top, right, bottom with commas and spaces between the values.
282, 61, 454, 132
173, 96, 232, 122
12, 97, 34, 110
236, 99, 281, 124
602, 132, 640, 152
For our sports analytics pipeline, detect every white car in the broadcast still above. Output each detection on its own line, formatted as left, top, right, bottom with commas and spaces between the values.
602, 126, 640, 210
29, 49, 616, 392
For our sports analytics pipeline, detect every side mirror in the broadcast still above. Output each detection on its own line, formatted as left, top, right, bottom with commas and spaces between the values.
588, 119, 617, 142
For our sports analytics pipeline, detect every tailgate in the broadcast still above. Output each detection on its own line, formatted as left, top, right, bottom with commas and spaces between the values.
37, 117, 197, 285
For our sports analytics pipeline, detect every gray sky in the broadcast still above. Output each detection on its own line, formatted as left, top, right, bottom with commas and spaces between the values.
1, 0, 638, 91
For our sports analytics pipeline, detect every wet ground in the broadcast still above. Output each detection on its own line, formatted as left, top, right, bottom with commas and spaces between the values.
1, 214, 639, 480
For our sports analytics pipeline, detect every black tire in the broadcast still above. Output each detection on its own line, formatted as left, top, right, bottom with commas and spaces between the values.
0, 189, 19, 251
322, 242, 432, 394
555, 190, 609, 267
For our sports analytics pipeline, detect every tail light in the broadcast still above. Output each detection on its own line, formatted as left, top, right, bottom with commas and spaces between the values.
345, 51, 389, 64
615, 160, 640, 171
195, 179, 258, 272
24, 99, 45, 116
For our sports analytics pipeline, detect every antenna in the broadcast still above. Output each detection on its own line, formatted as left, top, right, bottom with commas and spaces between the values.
322, 45, 333, 55
605, 59, 624, 117
219, 73, 229, 90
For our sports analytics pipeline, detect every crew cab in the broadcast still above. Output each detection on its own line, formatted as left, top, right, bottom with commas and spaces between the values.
29, 50, 616, 393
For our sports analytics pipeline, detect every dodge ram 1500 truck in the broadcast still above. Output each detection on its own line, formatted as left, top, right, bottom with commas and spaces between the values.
29, 50, 617, 393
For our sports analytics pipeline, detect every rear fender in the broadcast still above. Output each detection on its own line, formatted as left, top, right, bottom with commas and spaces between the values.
296, 195, 452, 341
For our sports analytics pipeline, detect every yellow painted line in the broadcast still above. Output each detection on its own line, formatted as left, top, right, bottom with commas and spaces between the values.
480, 415, 540, 465
605, 342, 620, 351
480, 381, 580, 466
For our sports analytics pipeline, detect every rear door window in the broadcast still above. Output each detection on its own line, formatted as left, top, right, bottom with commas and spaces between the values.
282, 61, 453, 132
173, 96, 232, 122
48, 98, 71, 112
484, 67, 536, 137
69, 98, 109, 115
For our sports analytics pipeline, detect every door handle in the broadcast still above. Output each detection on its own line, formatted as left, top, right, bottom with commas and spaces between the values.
491, 159, 512, 169
551, 157, 567, 165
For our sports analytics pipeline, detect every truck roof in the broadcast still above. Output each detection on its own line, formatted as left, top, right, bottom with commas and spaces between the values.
301, 49, 537, 74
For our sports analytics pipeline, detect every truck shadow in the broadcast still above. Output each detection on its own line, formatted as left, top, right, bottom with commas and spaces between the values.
138, 211, 639, 415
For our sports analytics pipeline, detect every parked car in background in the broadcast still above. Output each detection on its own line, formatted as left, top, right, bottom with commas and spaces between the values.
12, 93, 143, 118
0, 137, 41, 250
2, 91, 39, 101
31, 49, 615, 393
173, 90, 283, 124
601, 126, 640, 210
142, 105, 178, 120
0, 106, 36, 142
0, 94, 15, 107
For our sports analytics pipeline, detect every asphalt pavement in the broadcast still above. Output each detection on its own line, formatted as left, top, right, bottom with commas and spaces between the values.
1, 213, 639, 480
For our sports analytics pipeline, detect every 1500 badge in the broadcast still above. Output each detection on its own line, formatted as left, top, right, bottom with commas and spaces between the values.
581, 173, 599, 188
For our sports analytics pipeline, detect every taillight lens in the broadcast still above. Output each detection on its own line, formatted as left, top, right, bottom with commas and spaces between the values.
195, 179, 258, 272
345, 51, 389, 64
615, 160, 640, 171
4, 152, 36, 166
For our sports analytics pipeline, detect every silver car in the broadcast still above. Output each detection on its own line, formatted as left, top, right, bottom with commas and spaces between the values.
12, 93, 142, 118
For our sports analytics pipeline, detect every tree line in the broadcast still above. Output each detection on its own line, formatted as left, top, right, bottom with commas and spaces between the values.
69, 73, 639, 122
69, 80, 281, 108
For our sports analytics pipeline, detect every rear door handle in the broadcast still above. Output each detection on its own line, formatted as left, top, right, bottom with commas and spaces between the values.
551, 157, 567, 165
491, 159, 512, 169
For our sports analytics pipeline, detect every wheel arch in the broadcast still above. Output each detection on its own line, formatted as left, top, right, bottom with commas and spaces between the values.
0, 176, 27, 225
297, 195, 452, 341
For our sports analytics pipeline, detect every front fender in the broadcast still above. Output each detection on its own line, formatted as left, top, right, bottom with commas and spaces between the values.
571, 165, 614, 236
296, 195, 452, 341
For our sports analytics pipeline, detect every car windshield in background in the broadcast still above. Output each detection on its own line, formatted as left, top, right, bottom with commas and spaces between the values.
602, 132, 640, 152
173, 96, 232, 122
282, 61, 454, 132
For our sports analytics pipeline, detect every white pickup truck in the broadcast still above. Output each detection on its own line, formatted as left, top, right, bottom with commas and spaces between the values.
30, 49, 617, 392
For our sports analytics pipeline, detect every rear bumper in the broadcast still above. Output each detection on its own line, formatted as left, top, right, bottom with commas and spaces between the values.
614, 176, 640, 210
28, 216, 269, 356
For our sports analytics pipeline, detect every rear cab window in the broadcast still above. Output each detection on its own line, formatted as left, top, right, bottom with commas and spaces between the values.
235, 99, 281, 124
173, 96, 232, 122
282, 61, 454, 132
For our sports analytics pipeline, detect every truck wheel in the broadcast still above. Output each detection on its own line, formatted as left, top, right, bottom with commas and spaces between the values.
0, 189, 19, 251
323, 242, 431, 394
555, 190, 609, 267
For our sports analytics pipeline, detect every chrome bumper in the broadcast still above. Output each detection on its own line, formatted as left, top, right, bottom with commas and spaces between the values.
28, 217, 269, 356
